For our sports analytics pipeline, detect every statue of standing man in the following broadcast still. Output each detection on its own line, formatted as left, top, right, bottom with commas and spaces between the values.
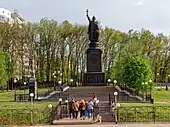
86, 9, 99, 42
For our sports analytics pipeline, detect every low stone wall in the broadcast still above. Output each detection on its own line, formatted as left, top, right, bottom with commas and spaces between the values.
114, 86, 143, 102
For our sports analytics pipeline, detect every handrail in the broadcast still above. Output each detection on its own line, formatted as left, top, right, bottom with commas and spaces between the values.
53, 103, 68, 120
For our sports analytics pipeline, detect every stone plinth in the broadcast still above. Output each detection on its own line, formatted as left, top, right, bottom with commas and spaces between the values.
84, 72, 106, 86
84, 42, 106, 86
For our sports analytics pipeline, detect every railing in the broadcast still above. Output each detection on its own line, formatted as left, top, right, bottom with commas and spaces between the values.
117, 106, 170, 123
53, 103, 102, 122
15, 94, 30, 101
37, 89, 53, 98
157, 83, 170, 87
53, 103, 68, 120
118, 86, 152, 102
14, 89, 54, 101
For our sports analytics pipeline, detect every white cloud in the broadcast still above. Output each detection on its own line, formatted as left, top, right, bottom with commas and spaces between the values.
135, 0, 144, 6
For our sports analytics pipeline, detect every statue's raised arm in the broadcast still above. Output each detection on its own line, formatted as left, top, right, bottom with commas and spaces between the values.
86, 9, 91, 22
86, 9, 99, 42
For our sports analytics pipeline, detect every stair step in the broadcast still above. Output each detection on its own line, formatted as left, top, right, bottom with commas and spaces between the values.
100, 114, 114, 122
53, 119, 93, 125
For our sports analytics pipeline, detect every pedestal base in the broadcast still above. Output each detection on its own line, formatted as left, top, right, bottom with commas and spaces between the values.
84, 72, 106, 86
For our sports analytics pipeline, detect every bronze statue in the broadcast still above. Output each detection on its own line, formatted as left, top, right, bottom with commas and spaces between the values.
86, 9, 99, 42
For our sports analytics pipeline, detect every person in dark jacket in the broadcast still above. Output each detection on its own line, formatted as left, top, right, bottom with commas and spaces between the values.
68, 98, 74, 119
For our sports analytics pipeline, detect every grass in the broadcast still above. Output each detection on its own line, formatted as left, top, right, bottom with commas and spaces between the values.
16, 87, 51, 94
0, 102, 57, 109
120, 87, 170, 107
0, 87, 57, 125
153, 87, 170, 102
0, 87, 51, 102
120, 103, 170, 107
0, 101, 56, 125
0, 87, 56, 109
0, 86, 169, 124
0, 86, 170, 109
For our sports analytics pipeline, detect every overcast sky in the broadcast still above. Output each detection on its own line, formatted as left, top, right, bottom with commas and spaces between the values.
1, 0, 170, 35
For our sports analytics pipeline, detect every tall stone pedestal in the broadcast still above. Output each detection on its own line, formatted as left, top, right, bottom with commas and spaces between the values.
84, 42, 106, 86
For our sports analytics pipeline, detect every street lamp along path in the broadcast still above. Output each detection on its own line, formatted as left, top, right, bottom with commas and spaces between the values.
65, 99, 68, 103
58, 98, 62, 102
113, 80, 117, 84
114, 91, 118, 96
48, 104, 53, 108
70, 79, 73, 82
107, 79, 111, 83
30, 93, 34, 97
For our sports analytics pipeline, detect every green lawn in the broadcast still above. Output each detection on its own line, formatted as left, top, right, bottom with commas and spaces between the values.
120, 102, 170, 107
153, 87, 170, 102
120, 87, 170, 107
0, 101, 57, 109
0, 87, 51, 102
0, 86, 170, 109
15, 87, 51, 94
0, 87, 56, 109
0, 90, 56, 109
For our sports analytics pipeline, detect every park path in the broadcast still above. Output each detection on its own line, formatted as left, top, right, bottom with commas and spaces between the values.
15, 123, 170, 127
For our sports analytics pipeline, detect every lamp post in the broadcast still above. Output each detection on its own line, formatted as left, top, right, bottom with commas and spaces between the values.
48, 104, 53, 123
14, 78, 17, 89
54, 71, 56, 74
58, 81, 62, 97
58, 81, 62, 87
141, 82, 145, 100
65, 99, 68, 103
114, 91, 118, 124
30, 93, 34, 125
24, 81, 26, 95
48, 104, 53, 108
113, 80, 117, 86
107, 79, 111, 86
60, 73, 63, 84
168, 75, 170, 82
96, 99, 99, 105
78, 69, 81, 86
156, 73, 159, 87
114, 91, 118, 104
59, 98, 62, 119
54, 75, 56, 91
166, 75, 170, 91
14, 79, 17, 101
92, 97, 97, 106
65, 99, 69, 115
145, 82, 148, 100
58, 71, 60, 74
149, 79, 152, 101
53, 71, 56, 90
70, 79, 73, 87
59, 97, 62, 105
168, 75, 170, 90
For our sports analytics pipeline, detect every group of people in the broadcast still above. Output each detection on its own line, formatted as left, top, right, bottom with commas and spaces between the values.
68, 93, 96, 120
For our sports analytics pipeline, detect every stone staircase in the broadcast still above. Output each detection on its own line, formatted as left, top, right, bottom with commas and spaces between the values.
50, 86, 144, 125
48, 86, 114, 102
97, 103, 114, 122
53, 118, 93, 125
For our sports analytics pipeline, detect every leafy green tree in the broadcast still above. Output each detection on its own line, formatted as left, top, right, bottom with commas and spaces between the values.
114, 56, 153, 92
0, 50, 9, 91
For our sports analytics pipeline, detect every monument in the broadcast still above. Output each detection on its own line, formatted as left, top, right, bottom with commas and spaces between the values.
84, 10, 106, 86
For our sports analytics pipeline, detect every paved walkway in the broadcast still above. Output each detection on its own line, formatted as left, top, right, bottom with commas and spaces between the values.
16, 123, 170, 127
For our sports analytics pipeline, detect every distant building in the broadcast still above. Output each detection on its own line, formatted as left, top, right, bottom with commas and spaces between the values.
0, 8, 25, 24
0, 8, 28, 79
